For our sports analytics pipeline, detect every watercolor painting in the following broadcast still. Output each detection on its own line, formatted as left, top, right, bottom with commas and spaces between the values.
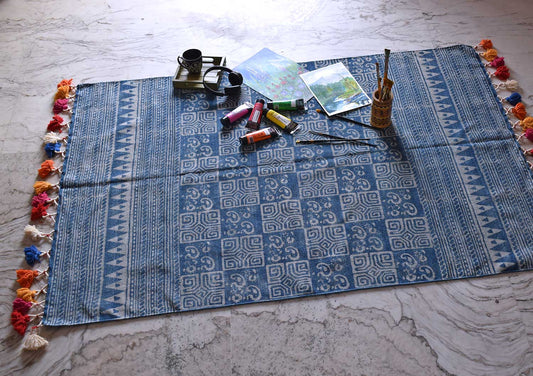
234, 48, 313, 101
300, 62, 371, 116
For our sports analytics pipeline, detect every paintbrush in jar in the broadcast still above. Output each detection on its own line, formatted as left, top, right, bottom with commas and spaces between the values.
380, 49, 391, 100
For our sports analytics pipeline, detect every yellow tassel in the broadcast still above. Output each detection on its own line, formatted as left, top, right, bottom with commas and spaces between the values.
54, 85, 71, 101
481, 48, 498, 62
33, 181, 53, 195
16, 288, 36, 302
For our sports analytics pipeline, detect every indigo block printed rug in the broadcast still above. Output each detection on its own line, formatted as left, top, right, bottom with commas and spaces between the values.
44, 45, 533, 325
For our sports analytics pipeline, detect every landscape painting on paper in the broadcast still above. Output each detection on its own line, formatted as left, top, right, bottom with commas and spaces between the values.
300, 62, 371, 116
233, 48, 313, 101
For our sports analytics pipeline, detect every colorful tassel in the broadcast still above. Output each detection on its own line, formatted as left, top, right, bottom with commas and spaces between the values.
57, 78, 73, 89
33, 181, 56, 194
16, 288, 37, 303
24, 225, 52, 240
53, 98, 69, 114
43, 132, 65, 144
38, 160, 57, 178
515, 117, 533, 131
505, 92, 522, 106
510, 103, 527, 120
16, 270, 40, 288
492, 66, 510, 81
24, 245, 43, 266
31, 203, 50, 221
22, 326, 49, 351
54, 85, 71, 101
31, 192, 49, 207
11, 311, 30, 336
44, 142, 62, 158
481, 48, 498, 62
495, 79, 520, 91
31, 192, 57, 207
478, 39, 493, 50
519, 128, 533, 142
47, 115, 65, 133
13, 298, 33, 315
487, 56, 505, 68
32, 192, 51, 207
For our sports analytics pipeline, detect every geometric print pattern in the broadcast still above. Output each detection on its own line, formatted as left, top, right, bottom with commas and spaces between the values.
43, 45, 533, 326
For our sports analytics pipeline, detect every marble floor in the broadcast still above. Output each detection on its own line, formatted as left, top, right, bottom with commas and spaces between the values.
1, 0, 532, 375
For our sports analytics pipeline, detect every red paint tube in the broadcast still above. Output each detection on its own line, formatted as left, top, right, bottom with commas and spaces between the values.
246, 99, 265, 130
240, 127, 281, 145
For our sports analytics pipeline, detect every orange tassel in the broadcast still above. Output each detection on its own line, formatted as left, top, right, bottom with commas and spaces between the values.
33, 181, 53, 195
16, 270, 40, 288
57, 78, 73, 89
54, 86, 71, 101
479, 39, 493, 50
38, 160, 55, 178
512, 103, 528, 121
16, 288, 37, 303
481, 49, 498, 62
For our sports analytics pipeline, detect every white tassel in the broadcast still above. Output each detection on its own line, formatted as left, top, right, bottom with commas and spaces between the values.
43, 132, 64, 144
494, 79, 520, 91
22, 326, 48, 351
24, 225, 51, 240
24, 225, 42, 239
504, 79, 519, 91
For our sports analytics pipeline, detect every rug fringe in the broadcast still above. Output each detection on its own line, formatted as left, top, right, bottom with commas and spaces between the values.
477, 40, 533, 170
11, 78, 76, 350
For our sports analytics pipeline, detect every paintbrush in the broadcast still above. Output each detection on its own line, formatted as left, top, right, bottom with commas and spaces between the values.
302, 131, 376, 147
381, 78, 394, 101
375, 62, 382, 97
296, 139, 376, 147
315, 109, 374, 129
308, 130, 370, 141
380, 49, 391, 101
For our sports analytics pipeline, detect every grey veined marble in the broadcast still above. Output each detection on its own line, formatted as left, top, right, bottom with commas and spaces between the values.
1, 0, 532, 375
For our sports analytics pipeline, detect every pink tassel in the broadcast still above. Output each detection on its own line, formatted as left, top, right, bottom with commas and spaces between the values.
13, 298, 33, 315
53, 99, 70, 114
489, 56, 505, 68
519, 129, 533, 142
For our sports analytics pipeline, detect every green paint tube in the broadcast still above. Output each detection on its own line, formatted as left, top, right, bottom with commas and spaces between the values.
266, 98, 305, 111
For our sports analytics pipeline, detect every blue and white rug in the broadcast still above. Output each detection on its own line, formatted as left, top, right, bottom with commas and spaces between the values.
44, 45, 533, 326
